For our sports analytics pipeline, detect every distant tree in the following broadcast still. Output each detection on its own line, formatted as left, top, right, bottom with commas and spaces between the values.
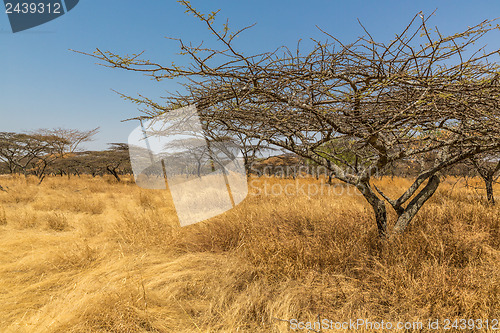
86, 143, 131, 181
25, 132, 68, 183
163, 137, 212, 178
0, 132, 29, 174
35, 128, 99, 178
35, 127, 99, 156
468, 152, 500, 205
202, 118, 269, 176
0, 132, 65, 183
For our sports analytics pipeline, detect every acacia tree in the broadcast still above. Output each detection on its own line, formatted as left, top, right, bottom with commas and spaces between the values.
79, 4, 500, 237
0, 132, 29, 174
221, 130, 267, 176
25, 133, 68, 183
34, 128, 99, 178
35, 127, 100, 156
162, 137, 212, 178
86, 143, 131, 181
468, 152, 500, 205
0, 132, 66, 181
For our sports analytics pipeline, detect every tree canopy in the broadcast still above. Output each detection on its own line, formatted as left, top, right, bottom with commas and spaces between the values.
78, 4, 500, 237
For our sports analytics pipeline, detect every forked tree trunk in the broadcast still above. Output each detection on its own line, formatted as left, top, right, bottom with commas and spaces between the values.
37, 175, 46, 185
393, 174, 440, 233
471, 159, 499, 206
357, 181, 387, 237
107, 166, 121, 182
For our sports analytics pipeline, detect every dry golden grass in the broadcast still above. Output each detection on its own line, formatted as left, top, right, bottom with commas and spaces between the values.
0, 174, 498, 332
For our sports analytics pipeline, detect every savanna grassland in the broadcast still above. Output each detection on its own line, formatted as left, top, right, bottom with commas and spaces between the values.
0, 174, 498, 332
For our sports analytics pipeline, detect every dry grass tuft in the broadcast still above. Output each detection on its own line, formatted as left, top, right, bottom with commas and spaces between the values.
44, 212, 70, 232
0, 206, 7, 226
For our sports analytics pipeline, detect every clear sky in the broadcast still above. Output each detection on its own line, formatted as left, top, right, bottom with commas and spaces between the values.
1, 0, 499, 150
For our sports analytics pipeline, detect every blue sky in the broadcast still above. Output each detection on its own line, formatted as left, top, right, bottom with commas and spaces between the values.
1, 0, 499, 150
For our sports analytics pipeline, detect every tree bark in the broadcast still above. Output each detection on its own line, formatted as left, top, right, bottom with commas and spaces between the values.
393, 174, 440, 233
357, 181, 387, 237
484, 174, 495, 205
107, 166, 121, 182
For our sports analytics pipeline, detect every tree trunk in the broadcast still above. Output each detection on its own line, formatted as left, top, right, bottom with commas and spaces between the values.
393, 174, 440, 233
107, 166, 121, 182
37, 174, 46, 185
484, 175, 495, 205
326, 160, 332, 184
197, 163, 202, 178
357, 182, 387, 237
